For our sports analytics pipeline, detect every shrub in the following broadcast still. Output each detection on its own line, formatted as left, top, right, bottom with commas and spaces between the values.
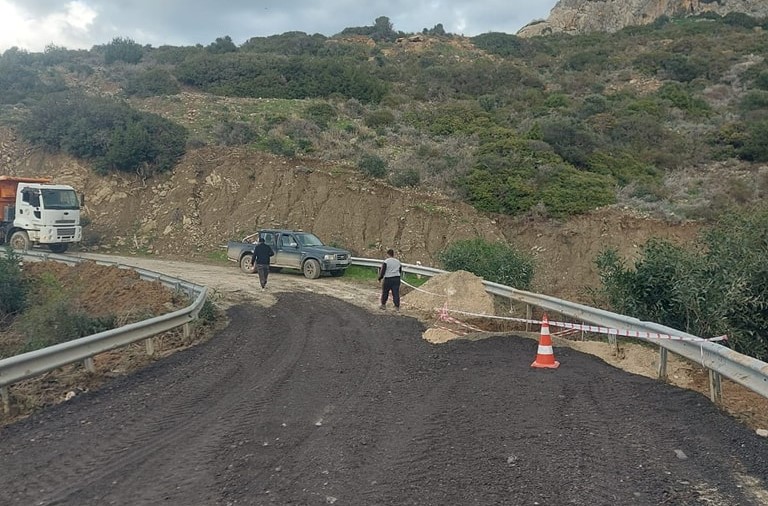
213, 120, 258, 146
657, 82, 710, 115
389, 168, 421, 187
261, 134, 297, 157
19, 298, 117, 351
19, 91, 187, 176
358, 154, 387, 178
364, 109, 396, 129
438, 238, 535, 289
103, 37, 143, 65
123, 68, 181, 97
595, 207, 768, 360
303, 102, 337, 129
737, 120, 768, 162
0, 248, 26, 319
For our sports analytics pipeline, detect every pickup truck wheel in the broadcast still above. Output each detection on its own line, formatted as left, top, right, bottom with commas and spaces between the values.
9, 231, 30, 250
48, 244, 68, 253
329, 270, 345, 277
302, 259, 321, 279
240, 254, 255, 273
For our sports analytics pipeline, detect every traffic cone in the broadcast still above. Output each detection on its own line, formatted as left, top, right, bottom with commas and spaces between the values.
531, 314, 560, 369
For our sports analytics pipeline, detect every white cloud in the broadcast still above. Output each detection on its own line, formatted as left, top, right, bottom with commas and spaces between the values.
0, 0, 97, 52
0, 1, 557, 53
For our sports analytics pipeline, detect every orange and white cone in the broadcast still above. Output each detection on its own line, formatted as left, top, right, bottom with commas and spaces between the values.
531, 314, 560, 369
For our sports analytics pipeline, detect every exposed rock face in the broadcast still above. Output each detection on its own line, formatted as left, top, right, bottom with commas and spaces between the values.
518, 0, 768, 37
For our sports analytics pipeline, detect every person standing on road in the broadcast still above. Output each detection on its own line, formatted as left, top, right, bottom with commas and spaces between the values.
252, 236, 275, 290
378, 248, 402, 311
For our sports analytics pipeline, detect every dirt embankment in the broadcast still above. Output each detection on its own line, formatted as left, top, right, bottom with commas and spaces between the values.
0, 126, 701, 303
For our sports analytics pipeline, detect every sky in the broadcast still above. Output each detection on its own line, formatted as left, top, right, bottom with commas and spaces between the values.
0, 0, 558, 53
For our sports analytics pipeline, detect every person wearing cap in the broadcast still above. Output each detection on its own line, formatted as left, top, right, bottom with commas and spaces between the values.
378, 248, 402, 311
252, 236, 275, 290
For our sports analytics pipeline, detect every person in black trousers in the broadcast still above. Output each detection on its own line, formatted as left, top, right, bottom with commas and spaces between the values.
252, 236, 275, 290
378, 249, 402, 311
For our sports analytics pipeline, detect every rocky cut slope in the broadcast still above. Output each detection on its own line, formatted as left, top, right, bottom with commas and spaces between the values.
518, 0, 768, 36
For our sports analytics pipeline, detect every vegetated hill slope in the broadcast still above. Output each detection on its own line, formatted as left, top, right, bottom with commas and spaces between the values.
0, 126, 699, 302
4, 15, 767, 298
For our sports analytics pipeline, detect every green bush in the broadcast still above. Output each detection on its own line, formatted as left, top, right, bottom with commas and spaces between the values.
175, 53, 387, 103
438, 238, 534, 289
19, 298, 117, 352
358, 154, 387, 178
389, 168, 420, 187
0, 60, 66, 104
737, 120, 768, 162
656, 82, 710, 115
303, 102, 337, 129
103, 37, 143, 65
595, 208, 768, 360
19, 91, 187, 176
0, 249, 26, 319
261, 134, 297, 157
364, 109, 395, 129
123, 67, 181, 97
212, 120, 258, 146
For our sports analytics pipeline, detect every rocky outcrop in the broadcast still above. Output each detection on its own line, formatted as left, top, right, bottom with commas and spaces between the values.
518, 0, 768, 37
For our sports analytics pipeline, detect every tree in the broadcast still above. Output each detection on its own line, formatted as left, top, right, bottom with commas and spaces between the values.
103, 37, 143, 64
595, 208, 768, 360
207, 36, 238, 54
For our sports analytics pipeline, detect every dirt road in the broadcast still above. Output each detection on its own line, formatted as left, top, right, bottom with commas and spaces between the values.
0, 254, 766, 505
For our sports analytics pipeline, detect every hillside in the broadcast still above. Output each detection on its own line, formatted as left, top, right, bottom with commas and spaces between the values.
1, 14, 767, 301
0, 125, 699, 302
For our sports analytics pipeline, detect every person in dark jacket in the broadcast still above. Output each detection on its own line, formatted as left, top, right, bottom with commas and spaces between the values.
378, 248, 402, 311
252, 236, 275, 290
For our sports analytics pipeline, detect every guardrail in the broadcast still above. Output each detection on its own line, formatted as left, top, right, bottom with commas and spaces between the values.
0, 250, 208, 414
1, 252, 765, 415
352, 257, 768, 403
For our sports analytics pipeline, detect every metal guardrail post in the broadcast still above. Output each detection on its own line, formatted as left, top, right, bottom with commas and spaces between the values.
1, 387, 8, 415
658, 348, 668, 381
83, 357, 96, 373
710, 371, 723, 404
146, 337, 156, 356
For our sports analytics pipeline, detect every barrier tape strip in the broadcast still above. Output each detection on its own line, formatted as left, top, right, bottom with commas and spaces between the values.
434, 305, 727, 343
402, 279, 727, 344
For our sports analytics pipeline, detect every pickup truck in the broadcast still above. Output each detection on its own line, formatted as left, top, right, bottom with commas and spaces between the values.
226, 229, 351, 279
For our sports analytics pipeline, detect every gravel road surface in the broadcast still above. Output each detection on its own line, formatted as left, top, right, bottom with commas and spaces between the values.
0, 254, 766, 505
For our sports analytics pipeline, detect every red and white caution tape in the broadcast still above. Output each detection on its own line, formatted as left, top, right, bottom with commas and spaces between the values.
433, 306, 727, 343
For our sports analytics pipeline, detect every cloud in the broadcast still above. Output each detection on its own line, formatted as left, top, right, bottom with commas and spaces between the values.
0, 0, 556, 52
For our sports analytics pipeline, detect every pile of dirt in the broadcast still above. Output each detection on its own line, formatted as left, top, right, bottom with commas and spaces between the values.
403, 271, 495, 343
21, 260, 184, 320
0, 260, 214, 426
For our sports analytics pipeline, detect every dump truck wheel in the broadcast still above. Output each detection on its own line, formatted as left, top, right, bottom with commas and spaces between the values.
9, 231, 30, 251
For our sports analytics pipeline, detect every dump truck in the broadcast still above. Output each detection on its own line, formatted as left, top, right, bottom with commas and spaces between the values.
0, 175, 82, 253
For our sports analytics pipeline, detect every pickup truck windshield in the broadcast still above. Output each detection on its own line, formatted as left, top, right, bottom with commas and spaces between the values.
41, 189, 80, 210
295, 233, 324, 247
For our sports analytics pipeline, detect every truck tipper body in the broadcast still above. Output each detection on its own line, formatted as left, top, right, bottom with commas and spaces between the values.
0, 176, 82, 253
